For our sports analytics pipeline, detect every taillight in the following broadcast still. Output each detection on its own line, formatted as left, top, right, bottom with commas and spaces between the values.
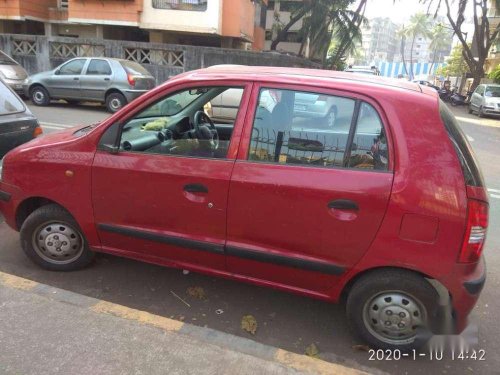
127, 74, 136, 87
458, 199, 489, 263
33, 126, 43, 137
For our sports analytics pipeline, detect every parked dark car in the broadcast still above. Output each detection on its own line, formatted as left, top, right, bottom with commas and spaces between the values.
24, 58, 156, 113
0, 77, 42, 160
0, 66, 488, 351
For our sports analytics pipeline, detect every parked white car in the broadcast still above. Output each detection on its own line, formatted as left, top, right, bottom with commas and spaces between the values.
469, 83, 500, 117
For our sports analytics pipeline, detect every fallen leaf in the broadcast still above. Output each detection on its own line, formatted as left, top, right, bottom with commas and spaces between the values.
187, 286, 206, 299
352, 344, 370, 352
305, 343, 319, 358
241, 315, 258, 335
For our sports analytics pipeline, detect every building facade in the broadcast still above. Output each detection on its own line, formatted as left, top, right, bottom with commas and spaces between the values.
360, 17, 399, 64
0, 0, 268, 51
264, 0, 304, 54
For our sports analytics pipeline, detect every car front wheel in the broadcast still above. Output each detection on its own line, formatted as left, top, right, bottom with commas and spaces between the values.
346, 269, 438, 351
20, 204, 94, 271
30, 86, 50, 106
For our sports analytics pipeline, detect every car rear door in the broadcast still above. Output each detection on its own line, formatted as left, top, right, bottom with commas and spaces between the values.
79, 59, 113, 101
226, 83, 394, 293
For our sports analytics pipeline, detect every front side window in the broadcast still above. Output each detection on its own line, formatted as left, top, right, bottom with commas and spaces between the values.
248, 88, 389, 171
59, 59, 86, 75
114, 86, 244, 159
87, 59, 111, 75
475, 85, 485, 95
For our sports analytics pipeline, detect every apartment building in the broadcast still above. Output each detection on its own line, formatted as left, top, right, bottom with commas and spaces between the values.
0, 0, 268, 50
360, 17, 398, 63
485, 0, 500, 73
264, 0, 304, 54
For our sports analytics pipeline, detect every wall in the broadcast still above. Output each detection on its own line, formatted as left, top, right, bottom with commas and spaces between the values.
0, 34, 320, 85
0, 0, 57, 21
68, 0, 142, 26
140, 0, 222, 34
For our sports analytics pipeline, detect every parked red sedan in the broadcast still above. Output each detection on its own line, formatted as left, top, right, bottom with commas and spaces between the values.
0, 66, 488, 351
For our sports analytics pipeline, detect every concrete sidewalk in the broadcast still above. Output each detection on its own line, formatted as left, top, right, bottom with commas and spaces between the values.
0, 271, 371, 375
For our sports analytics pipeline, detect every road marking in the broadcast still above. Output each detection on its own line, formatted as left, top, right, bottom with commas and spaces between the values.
40, 122, 75, 129
0, 272, 37, 291
488, 188, 500, 193
466, 134, 474, 142
490, 194, 500, 199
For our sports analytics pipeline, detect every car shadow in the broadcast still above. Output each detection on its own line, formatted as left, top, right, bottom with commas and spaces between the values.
24, 99, 109, 113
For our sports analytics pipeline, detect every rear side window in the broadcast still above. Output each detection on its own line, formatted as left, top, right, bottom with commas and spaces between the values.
120, 61, 151, 76
440, 101, 484, 187
87, 59, 112, 75
248, 88, 389, 171
0, 81, 25, 115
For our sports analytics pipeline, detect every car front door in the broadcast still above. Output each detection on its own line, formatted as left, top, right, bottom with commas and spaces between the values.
79, 59, 112, 101
471, 85, 484, 110
47, 58, 87, 99
91, 82, 252, 272
226, 84, 394, 294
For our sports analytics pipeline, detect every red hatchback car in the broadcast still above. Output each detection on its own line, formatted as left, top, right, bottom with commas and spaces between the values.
0, 66, 488, 350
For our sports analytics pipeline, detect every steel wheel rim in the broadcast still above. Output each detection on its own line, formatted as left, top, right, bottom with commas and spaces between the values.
362, 290, 427, 345
33, 90, 45, 104
32, 221, 84, 264
110, 98, 122, 111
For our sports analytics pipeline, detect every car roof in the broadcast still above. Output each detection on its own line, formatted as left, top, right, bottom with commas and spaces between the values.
181, 65, 426, 95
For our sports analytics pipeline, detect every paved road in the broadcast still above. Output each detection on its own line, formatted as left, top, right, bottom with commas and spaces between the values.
1, 102, 499, 374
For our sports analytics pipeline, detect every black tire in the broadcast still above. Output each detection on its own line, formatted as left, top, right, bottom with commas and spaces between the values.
105, 92, 127, 113
478, 106, 485, 118
468, 105, 473, 114
20, 204, 94, 271
30, 86, 50, 106
346, 269, 439, 351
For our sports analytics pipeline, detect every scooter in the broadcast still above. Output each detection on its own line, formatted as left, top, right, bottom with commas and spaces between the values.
438, 88, 452, 102
450, 90, 472, 106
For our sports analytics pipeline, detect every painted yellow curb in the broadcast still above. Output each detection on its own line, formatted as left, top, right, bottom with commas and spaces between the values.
0, 271, 38, 291
275, 349, 369, 375
91, 301, 184, 332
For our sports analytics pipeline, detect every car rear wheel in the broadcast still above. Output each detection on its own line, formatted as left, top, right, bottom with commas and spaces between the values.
346, 269, 438, 351
106, 92, 126, 113
20, 204, 94, 271
30, 86, 50, 106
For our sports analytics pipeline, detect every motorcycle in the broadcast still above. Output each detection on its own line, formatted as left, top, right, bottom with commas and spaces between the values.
438, 88, 452, 102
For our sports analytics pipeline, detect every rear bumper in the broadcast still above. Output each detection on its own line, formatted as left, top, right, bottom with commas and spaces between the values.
123, 89, 149, 103
440, 257, 486, 333
4, 79, 25, 95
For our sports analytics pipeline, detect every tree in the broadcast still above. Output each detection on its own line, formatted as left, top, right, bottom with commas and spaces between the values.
436, 44, 470, 77
488, 64, 500, 83
406, 13, 432, 79
426, 0, 500, 91
270, 0, 368, 67
396, 25, 410, 77
428, 23, 453, 77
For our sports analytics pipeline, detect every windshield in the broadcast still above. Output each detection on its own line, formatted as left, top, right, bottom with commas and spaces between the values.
136, 89, 205, 118
485, 86, 500, 97
120, 61, 152, 76
0, 51, 16, 65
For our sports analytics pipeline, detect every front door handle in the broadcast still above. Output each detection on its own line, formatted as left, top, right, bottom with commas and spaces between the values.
183, 183, 208, 193
73, 77, 79, 81
328, 199, 358, 210
104, 78, 110, 81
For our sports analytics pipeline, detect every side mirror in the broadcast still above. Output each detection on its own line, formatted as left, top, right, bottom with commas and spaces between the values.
99, 144, 119, 154
54, 69, 60, 75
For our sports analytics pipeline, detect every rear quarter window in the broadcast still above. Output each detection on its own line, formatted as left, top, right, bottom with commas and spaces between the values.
0, 81, 25, 115
439, 101, 484, 187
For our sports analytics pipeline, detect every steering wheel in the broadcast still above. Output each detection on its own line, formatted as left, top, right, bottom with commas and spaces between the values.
193, 110, 219, 150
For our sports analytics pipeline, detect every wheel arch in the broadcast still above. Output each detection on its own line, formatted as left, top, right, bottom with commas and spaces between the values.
339, 266, 435, 303
28, 83, 47, 95
15, 196, 71, 231
105, 88, 127, 102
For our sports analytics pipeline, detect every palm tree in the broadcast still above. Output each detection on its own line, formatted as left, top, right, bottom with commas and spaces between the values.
396, 25, 409, 77
406, 13, 432, 79
428, 23, 452, 78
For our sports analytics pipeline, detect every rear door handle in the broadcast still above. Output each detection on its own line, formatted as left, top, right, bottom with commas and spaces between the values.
183, 183, 208, 193
73, 77, 79, 81
104, 78, 110, 81
328, 199, 358, 210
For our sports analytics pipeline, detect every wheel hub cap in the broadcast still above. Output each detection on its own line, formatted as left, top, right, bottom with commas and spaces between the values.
363, 292, 426, 344
32, 222, 83, 264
